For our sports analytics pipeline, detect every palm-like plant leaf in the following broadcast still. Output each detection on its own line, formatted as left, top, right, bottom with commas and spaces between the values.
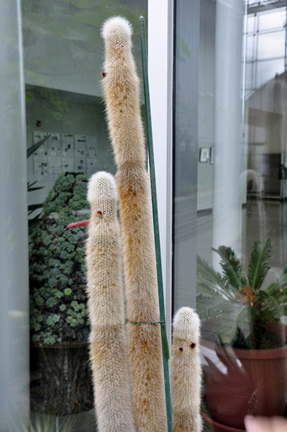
28, 203, 43, 215
197, 255, 233, 298
27, 134, 50, 158
214, 246, 248, 290
248, 238, 272, 291
27, 181, 45, 192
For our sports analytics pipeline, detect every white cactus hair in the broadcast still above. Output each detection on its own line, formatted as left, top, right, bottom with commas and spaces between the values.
101, 16, 133, 50
86, 171, 136, 432
101, 15, 167, 432
87, 171, 118, 203
170, 307, 202, 432
173, 307, 201, 339
101, 16, 133, 39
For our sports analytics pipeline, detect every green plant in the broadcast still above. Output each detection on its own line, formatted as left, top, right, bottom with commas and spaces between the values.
27, 134, 51, 234
29, 171, 90, 345
197, 239, 287, 349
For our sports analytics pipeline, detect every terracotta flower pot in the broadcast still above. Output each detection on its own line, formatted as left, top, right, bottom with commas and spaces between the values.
201, 338, 287, 429
201, 408, 245, 432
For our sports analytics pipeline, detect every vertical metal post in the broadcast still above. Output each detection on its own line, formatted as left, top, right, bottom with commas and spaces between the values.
139, 15, 173, 432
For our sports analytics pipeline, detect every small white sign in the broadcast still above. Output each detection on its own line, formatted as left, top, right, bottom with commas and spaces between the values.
48, 158, 61, 180
87, 158, 97, 177
75, 135, 86, 157
75, 158, 86, 173
62, 157, 74, 172
48, 133, 61, 157
62, 134, 74, 157
34, 156, 48, 181
33, 131, 48, 156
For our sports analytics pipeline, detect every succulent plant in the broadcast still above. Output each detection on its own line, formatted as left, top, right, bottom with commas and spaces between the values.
29, 172, 90, 345
197, 239, 287, 349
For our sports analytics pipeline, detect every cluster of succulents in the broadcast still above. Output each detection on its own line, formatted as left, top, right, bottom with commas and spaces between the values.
29, 172, 90, 345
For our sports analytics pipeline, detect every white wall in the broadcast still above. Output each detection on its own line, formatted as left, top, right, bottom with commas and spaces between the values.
148, 0, 173, 339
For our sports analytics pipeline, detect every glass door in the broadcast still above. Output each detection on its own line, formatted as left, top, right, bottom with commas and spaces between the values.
23, 1, 147, 430
173, 0, 287, 429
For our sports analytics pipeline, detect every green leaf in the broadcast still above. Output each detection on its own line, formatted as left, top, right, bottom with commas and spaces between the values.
248, 239, 273, 291
214, 246, 248, 290
64, 288, 72, 296
27, 134, 51, 158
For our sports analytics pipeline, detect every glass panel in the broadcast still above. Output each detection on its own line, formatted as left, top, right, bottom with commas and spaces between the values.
259, 8, 286, 31
256, 58, 285, 87
247, 15, 256, 34
246, 35, 256, 61
23, 1, 147, 429
257, 30, 285, 60
245, 62, 255, 90
173, 0, 287, 430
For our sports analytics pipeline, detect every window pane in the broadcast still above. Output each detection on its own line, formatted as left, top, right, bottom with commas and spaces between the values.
259, 8, 286, 31
247, 15, 256, 34
257, 30, 285, 60
173, 0, 287, 430
256, 58, 284, 87
246, 35, 256, 61
23, 0, 147, 429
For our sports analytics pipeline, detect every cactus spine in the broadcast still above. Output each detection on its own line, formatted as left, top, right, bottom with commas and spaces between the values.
170, 307, 202, 432
86, 171, 136, 432
101, 17, 167, 432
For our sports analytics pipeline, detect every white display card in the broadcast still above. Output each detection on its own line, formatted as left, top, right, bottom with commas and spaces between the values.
34, 156, 48, 181
87, 157, 97, 177
48, 158, 62, 181
75, 135, 86, 157
62, 134, 74, 157
86, 136, 97, 157
62, 158, 74, 172
48, 133, 61, 157
75, 158, 86, 173
33, 131, 48, 157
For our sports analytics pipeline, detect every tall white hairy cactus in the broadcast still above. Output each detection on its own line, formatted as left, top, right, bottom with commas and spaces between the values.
170, 307, 202, 432
86, 171, 136, 432
101, 17, 167, 432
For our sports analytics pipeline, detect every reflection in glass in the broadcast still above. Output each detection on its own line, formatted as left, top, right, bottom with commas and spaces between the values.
256, 58, 284, 88
23, 0, 147, 430
257, 31, 285, 60
173, 0, 287, 429
258, 8, 286, 31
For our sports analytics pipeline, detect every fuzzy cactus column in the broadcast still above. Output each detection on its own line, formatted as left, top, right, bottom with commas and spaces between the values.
86, 171, 136, 432
101, 17, 167, 432
170, 307, 202, 432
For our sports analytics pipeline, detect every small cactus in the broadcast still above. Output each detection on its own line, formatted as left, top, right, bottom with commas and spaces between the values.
86, 171, 136, 432
101, 17, 167, 432
170, 307, 202, 432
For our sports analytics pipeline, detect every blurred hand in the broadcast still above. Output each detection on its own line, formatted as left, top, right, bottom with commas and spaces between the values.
245, 415, 287, 432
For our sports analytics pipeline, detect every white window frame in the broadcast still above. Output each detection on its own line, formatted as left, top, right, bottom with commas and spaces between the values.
148, 0, 174, 343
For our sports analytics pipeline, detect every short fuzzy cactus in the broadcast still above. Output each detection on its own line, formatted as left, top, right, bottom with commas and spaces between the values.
101, 17, 167, 432
86, 171, 136, 432
170, 307, 202, 432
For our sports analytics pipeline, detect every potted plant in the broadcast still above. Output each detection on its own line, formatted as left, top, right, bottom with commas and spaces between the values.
197, 239, 287, 431
29, 172, 93, 416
